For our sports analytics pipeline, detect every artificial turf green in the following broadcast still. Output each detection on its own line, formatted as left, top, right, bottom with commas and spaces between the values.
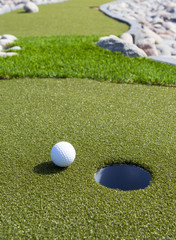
0, 0, 128, 37
1, 35, 176, 86
1, 78, 176, 239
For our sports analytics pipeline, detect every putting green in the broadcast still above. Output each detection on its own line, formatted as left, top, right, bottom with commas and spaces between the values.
0, 0, 128, 37
1, 78, 176, 239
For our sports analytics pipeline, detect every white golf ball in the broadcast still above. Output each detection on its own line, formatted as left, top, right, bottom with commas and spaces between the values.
51, 141, 76, 167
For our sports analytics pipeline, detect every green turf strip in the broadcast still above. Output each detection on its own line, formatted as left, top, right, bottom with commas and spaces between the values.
1, 78, 176, 239
0, 0, 128, 37
1, 36, 176, 86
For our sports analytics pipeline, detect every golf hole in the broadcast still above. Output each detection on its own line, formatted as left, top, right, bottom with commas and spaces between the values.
94, 164, 151, 191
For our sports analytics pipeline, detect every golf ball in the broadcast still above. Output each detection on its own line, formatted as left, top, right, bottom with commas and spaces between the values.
51, 141, 76, 167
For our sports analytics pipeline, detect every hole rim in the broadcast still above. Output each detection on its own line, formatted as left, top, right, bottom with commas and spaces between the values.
94, 162, 152, 191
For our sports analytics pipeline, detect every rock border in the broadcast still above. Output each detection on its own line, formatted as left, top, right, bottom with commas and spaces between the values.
99, 1, 176, 66
100, 1, 141, 44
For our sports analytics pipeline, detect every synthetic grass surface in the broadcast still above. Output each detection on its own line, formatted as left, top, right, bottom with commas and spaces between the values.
1, 36, 176, 86
0, 0, 128, 37
1, 78, 176, 239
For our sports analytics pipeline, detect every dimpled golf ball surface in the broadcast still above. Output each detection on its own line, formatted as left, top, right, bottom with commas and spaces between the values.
51, 142, 76, 167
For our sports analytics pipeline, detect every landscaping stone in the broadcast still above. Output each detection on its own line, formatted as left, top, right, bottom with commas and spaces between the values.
172, 50, 176, 56
0, 52, 7, 57
0, 39, 14, 49
156, 44, 172, 56
137, 38, 155, 46
0, 52, 18, 57
9, 46, 21, 50
137, 42, 158, 56
172, 42, 176, 49
96, 35, 147, 57
1, 34, 17, 41
6, 52, 18, 56
24, 2, 39, 13
120, 33, 133, 44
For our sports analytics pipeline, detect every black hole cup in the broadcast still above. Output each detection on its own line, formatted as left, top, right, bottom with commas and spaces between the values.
94, 164, 151, 191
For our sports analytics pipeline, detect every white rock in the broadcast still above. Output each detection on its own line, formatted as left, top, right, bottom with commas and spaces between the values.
1, 34, 17, 41
152, 17, 164, 25
156, 44, 172, 56
142, 27, 163, 44
138, 42, 158, 56
137, 17, 150, 26
1, 4, 11, 13
137, 37, 155, 46
96, 35, 147, 58
9, 46, 21, 51
163, 22, 176, 33
0, 52, 7, 57
167, 2, 176, 9
24, 2, 39, 13
120, 33, 133, 43
152, 29, 174, 36
0, 52, 18, 57
152, 25, 166, 31
172, 42, 176, 49
159, 34, 174, 40
115, 2, 128, 9
6, 52, 18, 57
171, 50, 176, 56
0, 45, 3, 51
107, 4, 117, 11
0, 39, 14, 49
